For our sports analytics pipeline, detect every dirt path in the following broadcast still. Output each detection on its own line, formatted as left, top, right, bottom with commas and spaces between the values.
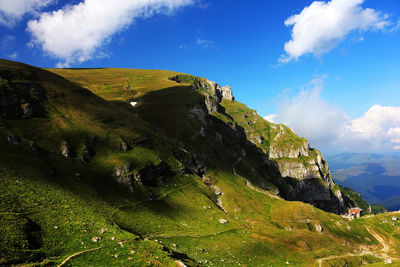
365, 226, 391, 256
232, 158, 280, 199
57, 247, 103, 267
316, 226, 397, 267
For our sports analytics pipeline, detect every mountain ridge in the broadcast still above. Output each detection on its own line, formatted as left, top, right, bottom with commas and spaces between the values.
1, 59, 400, 266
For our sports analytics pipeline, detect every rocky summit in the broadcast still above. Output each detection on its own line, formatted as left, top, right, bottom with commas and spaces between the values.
1, 59, 400, 266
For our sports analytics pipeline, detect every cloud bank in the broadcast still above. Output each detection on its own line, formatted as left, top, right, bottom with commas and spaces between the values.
27, 0, 194, 67
265, 78, 400, 152
0, 0, 54, 27
280, 0, 389, 63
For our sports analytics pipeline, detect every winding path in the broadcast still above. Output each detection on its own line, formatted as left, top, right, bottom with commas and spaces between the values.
57, 247, 103, 267
316, 226, 397, 267
232, 158, 280, 199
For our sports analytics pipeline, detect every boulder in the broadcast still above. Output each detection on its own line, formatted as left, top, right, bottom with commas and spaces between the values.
219, 219, 228, 224
112, 164, 142, 192
21, 103, 34, 119
119, 140, 129, 151
81, 143, 94, 164
314, 224, 323, 233
60, 141, 74, 158
6, 133, 20, 145
29, 140, 38, 153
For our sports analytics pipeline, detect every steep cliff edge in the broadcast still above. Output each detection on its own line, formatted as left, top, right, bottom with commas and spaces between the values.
174, 74, 345, 213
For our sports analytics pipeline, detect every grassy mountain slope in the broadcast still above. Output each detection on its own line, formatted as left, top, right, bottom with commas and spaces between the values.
0, 59, 400, 266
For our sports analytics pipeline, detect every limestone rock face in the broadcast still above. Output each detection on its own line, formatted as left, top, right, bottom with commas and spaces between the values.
221, 86, 234, 101
272, 147, 344, 213
268, 125, 310, 159
204, 94, 219, 114
60, 141, 74, 158
276, 150, 330, 182
187, 76, 234, 102
171, 73, 344, 213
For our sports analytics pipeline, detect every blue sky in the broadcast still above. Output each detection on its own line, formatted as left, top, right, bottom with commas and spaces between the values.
1, 0, 400, 153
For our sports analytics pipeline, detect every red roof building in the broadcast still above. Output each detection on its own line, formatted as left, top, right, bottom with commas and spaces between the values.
348, 207, 362, 218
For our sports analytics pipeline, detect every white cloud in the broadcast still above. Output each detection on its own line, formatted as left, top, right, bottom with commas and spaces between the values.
280, 0, 389, 63
264, 114, 277, 123
27, 0, 194, 67
0, 0, 54, 27
346, 107, 400, 151
7, 52, 18, 60
267, 78, 400, 152
270, 77, 349, 146
196, 38, 214, 48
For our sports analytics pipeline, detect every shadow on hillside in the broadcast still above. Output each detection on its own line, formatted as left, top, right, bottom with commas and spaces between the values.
136, 85, 282, 189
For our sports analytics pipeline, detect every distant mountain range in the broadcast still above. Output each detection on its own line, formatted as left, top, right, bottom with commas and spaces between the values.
326, 152, 400, 170
327, 153, 400, 211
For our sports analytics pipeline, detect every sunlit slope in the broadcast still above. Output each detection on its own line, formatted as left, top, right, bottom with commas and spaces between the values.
49, 68, 183, 101
0, 60, 398, 266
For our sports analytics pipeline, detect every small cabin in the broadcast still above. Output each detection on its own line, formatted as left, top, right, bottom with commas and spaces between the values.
348, 207, 362, 218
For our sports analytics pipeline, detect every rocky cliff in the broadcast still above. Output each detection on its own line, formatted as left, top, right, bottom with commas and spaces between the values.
172, 74, 344, 213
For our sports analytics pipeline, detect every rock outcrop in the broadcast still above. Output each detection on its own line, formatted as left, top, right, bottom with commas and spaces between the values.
170, 74, 344, 213
191, 77, 234, 102
169, 74, 234, 104
112, 164, 141, 192
81, 143, 94, 164
268, 125, 310, 159
221, 86, 234, 101
6, 133, 20, 145
0, 77, 46, 120
60, 141, 74, 158
113, 161, 172, 191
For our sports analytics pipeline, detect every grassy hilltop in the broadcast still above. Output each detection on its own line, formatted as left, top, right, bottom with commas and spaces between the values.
0, 59, 399, 266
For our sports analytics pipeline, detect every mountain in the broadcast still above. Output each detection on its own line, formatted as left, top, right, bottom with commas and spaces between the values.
339, 185, 387, 215
1, 59, 400, 266
331, 159, 400, 211
326, 152, 400, 170
327, 152, 400, 211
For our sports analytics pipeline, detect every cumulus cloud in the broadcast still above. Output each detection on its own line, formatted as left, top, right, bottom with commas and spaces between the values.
271, 77, 349, 146
0, 0, 54, 27
266, 78, 400, 152
280, 0, 390, 63
346, 105, 400, 151
27, 0, 194, 67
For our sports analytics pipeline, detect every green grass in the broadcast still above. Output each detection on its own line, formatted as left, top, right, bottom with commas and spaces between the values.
1, 59, 399, 266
